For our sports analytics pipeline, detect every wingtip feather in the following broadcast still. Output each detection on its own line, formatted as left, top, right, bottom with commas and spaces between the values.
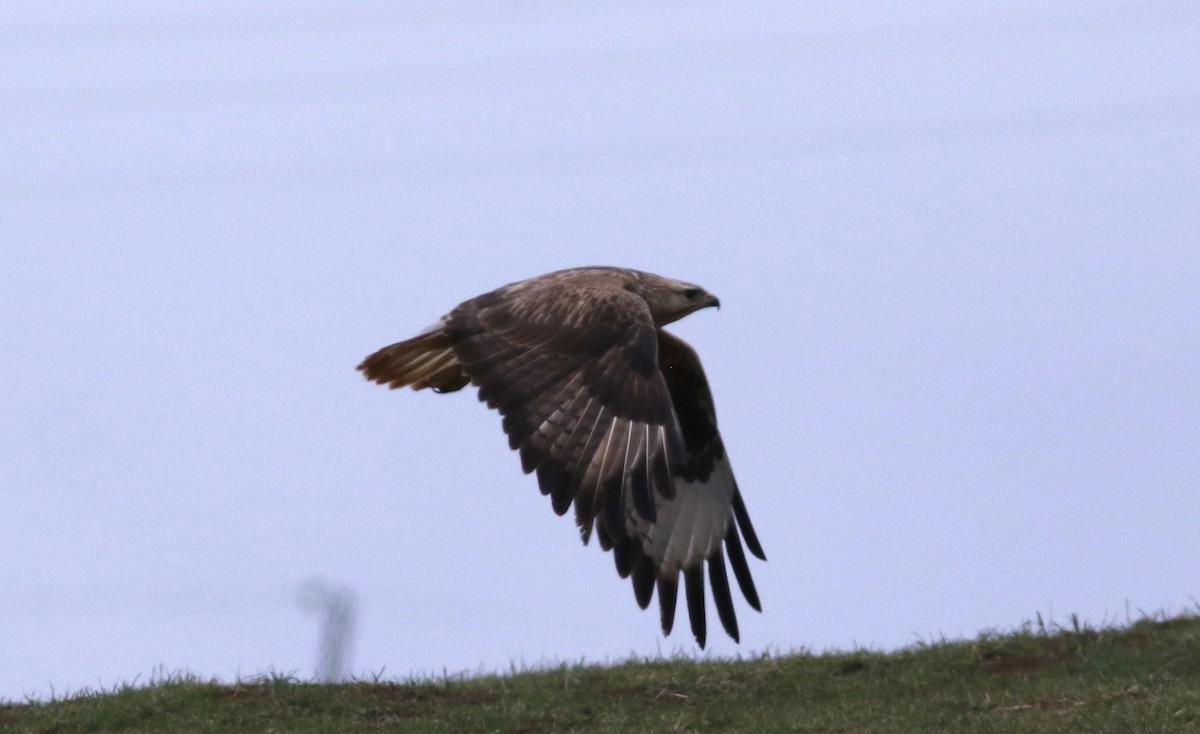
684, 566, 707, 649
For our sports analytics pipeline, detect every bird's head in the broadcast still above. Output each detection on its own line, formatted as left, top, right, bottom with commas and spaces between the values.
635, 274, 720, 326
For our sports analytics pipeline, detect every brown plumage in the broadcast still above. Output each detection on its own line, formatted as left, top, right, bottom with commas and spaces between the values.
358, 266, 765, 647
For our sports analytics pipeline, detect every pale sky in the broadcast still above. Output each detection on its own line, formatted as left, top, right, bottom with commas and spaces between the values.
2, 1, 1198, 701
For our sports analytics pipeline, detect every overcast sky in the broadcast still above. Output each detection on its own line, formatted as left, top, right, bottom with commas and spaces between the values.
2, 1, 1198, 701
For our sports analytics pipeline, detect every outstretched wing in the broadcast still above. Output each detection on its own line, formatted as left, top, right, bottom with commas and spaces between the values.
610, 331, 766, 648
445, 278, 687, 536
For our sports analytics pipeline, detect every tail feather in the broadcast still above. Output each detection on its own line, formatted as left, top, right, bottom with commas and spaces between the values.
358, 326, 469, 392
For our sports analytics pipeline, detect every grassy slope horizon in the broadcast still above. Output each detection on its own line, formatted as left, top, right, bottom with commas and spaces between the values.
2, 612, 1197, 733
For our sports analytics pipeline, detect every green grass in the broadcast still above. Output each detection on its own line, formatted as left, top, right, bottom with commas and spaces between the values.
4, 614, 1198, 733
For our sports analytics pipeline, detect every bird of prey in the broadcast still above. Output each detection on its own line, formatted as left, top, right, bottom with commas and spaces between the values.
358, 266, 764, 647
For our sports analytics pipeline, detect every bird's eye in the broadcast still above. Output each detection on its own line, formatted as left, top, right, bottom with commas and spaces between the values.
682, 287, 702, 299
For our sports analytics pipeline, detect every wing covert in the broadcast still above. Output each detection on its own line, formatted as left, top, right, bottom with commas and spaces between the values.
445, 281, 686, 537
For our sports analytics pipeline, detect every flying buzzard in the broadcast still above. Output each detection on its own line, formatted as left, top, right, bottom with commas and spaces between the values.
358, 266, 764, 647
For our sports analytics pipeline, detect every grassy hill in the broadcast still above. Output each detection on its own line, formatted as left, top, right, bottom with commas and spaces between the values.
3, 614, 1197, 733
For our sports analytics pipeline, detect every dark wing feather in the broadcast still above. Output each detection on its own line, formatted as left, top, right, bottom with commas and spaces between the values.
732, 489, 766, 561
707, 547, 739, 642
723, 520, 761, 611
684, 566, 707, 649
656, 574, 679, 635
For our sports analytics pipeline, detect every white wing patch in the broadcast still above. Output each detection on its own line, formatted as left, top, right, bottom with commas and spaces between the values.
636, 456, 736, 574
